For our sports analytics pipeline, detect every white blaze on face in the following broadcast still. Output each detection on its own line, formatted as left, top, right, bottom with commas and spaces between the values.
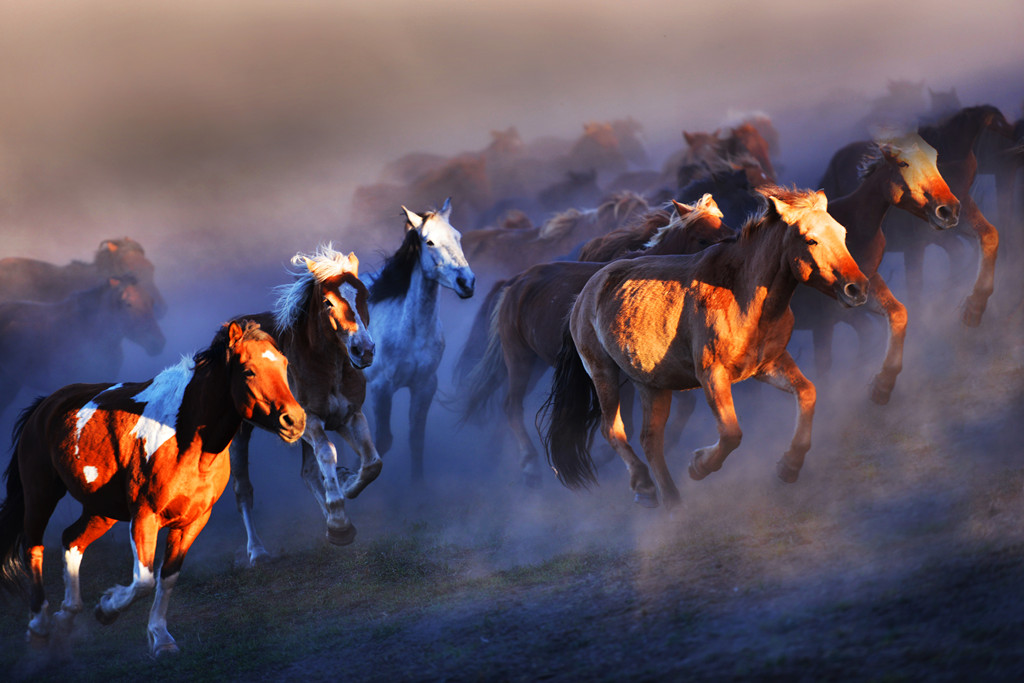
129, 356, 195, 460
83, 466, 99, 483
338, 282, 368, 334
73, 383, 123, 456
261, 349, 280, 362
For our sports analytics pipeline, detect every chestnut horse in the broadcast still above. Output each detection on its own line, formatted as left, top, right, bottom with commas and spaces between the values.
0, 275, 166, 420
457, 196, 735, 486
229, 246, 377, 560
0, 321, 305, 657
541, 187, 869, 509
792, 132, 959, 404
0, 237, 167, 318
364, 198, 475, 481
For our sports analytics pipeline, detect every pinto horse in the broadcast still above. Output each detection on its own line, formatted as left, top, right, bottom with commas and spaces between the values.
0, 321, 305, 657
541, 187, 869, 509
792, 132, 959, 404
0, 237, 167, 318
365, 198, 475, 481
0, 275, 166, 420
457, 196, 735, 486
229, 246, 378, 558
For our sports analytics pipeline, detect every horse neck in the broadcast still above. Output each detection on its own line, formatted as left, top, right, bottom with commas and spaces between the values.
178, 360, 240, 456
930, 114, 982, 162
71, 287, 125, 341
729, 224, 799, 321
402, 260, 441, 331
829, 170, 893, 266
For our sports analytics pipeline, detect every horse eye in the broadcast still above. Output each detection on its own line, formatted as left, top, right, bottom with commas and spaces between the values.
898, 161, 909, 168
426, 240, 435, 247
806, 238, 819, 246
323, 298, 333, 308
242, 368, 256, 378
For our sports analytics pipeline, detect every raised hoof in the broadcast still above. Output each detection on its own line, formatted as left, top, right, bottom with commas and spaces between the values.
776, 460, 801, 484
326, 523, 357, 546
633, 491, 659, 508
342, 459, 383, 499
94, 605, 119, 626
688, 458, 710, 481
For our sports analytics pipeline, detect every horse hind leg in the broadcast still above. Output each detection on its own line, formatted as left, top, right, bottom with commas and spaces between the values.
228, 423, 270, 566
51, 514, 117, 650
20, 457, 67, 644
336, 410, 383, 499
504, 354, 543, 488
638, 386, 680, 509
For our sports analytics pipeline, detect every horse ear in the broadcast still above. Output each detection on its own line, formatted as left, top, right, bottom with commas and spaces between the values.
683, 131, 697, 146
402, 206, 424, 230
768, 196, 795, 223
671, 199, 694, 219
303, 257, 316, 273
100, 240, 119, 253
343, 252, 359, 275
440, 197, 452, 220
227, 321, 244, 347
108, 277, 122, 288
813, 190, 829, 211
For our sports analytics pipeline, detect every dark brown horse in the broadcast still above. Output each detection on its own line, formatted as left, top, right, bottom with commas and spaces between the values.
0, 321, 304, 656
0, 237, 167, 318
230, 246, 377, 560
457, 196, 735, 486
0, 275, 166, 420
541, 187, 868, 509
792, 132, 960, 404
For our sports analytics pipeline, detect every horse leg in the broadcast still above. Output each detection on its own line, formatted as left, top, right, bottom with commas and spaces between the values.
53, 514, 117, 644
335, 410, 383, 499
664, 391, 696, 452
408, 373, 437, 482
300, 415, 355, 546
371, 382, 395, 455
504, 351, 542, 488
756, 352, 816, 483
902, 241, 926, 314
688, 365, 742, 480
228, 422, 269, 566
21, 459, 66, 643
961, 198, 1000, 327
866, 274, 908, 405
637, 386, 680, 509
811, 318, 835, 380
146, 511, 210, 657
96, 514, 158, 624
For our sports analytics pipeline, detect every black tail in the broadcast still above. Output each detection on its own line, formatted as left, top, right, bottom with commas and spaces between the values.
0, 397, 44, 593
538, 322, 602, 489
454, 287, 510, 425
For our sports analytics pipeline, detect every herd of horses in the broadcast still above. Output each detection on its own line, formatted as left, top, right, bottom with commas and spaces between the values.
0, 98, 1021, 657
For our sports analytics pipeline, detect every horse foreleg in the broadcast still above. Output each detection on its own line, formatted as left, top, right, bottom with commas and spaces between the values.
865, 274, 908, 405
962, 198, 999, 327
902, 241, 926, 314
228, 422, 269, 566
664, 391, 696, 453
811, 317, 835, 380
147, 512, 209, 657
756, 352, 816, 483
300, 416, 356, 546
336, 410, 382, 499
688, 365, 742, 481
638, 386, 679, 509
96, 515, 159, 624
408, 374, 437, 482
371, 383, 394, 455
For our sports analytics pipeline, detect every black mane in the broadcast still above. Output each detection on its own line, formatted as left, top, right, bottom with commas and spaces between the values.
368, 229, 422, 304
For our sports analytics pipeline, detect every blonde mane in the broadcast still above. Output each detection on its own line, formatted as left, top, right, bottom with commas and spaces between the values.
273, 244, 360, 332
740, 185, 821, 241
644, 194, 724, 249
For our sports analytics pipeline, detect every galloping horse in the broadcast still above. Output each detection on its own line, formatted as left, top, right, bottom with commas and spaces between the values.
0, 321, 305, 656
0, 275, 166, 419
0, 237, 167, 318
792, 132, 959, 404
542, 187, 869, 509
230, 246, 377, 558
365, 198, 475, 481
458, 196, 734, 486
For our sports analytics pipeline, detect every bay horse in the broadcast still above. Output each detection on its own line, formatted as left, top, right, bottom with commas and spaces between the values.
792, 132, 959, 404
541, 187, 869, 509
229, 245, 377, 559
0, 321, 305, 657
365, 198, 475, 481
457, 195, 735, 486
0, 275, 166, 420
0, 237, 167, 318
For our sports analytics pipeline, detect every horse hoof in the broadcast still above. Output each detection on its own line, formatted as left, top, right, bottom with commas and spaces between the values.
326, 524, 357, 546
688, 459, 709, 481
153, 642, 180, 658
869, 378, 892, 406
776, 460, 801, 484
94, 605, 119, 626
633, 491, 659, 508
962, 300, 984, 328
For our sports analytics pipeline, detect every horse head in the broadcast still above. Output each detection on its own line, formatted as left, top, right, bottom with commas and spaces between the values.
96, 238, 168, 319
225, 321, 305, 443
760, 187, 868, 308
402, 197, 476, 299
867, 132, 959, 230
105, 275, 166, 356
300, 249, 375, 369
663, 195, 735, 251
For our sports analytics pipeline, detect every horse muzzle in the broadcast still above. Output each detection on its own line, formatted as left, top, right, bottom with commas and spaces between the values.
276, 407, 306, 443
455, 273, 476, 299
928, 198, 960, 231
348, 336, 375, 369
836, 278, 869, 308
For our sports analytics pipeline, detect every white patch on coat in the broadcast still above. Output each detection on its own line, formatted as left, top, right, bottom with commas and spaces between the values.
82, 466, 98, 483
73, 383, 123, 456
129, 356, 195, 460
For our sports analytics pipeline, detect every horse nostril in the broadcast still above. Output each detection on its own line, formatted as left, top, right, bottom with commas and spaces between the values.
844, 282, 863, 301
281, 413, 294, 428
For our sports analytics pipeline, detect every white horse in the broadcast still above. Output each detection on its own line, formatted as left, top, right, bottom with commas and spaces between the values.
364, 197, 475, 480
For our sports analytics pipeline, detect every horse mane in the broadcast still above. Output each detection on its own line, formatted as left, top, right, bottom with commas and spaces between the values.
194, 320, 272, 371
538, 208, 586, 241
538, 192, 646, 242
644, 195, 724, 249
272, 244, 362, 332
740, 185, 819, 241
368, 226, 423, 304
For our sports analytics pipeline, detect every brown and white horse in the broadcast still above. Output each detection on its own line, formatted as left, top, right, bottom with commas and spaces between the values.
0, 321, 305, 657
230, 245, 377, 559
541, 187, 869, 509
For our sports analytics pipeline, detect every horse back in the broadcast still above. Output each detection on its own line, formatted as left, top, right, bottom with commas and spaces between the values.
0, 258, 84, 305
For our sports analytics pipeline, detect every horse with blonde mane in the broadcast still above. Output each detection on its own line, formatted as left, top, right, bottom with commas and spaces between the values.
541, 187, 869, 509
229, 245, 377, 558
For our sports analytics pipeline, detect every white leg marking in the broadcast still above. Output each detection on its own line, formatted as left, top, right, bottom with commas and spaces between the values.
99, 527, 155, 614
148, 572, 179, 655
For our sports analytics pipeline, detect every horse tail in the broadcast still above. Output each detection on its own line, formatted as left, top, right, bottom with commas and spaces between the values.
452, 278, 507, 387
454, 287, 510, 425
538, 320, 601, 489
0, 397, 43, 593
